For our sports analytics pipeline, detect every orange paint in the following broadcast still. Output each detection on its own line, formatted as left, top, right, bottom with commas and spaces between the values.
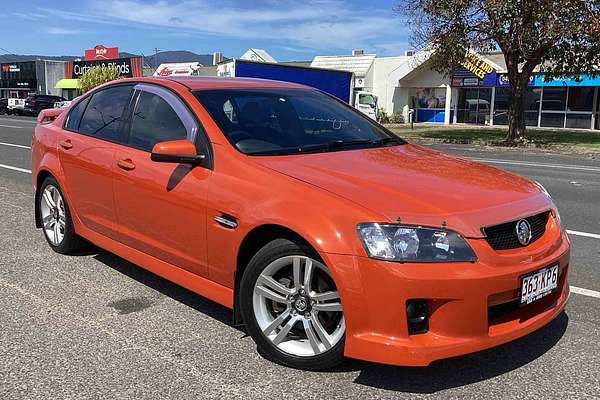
32, 77, 570, 366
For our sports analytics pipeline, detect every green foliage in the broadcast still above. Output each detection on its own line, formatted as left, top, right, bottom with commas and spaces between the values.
397, 0, 600, 140
79, 66, 123, 93
377, 107, 391, 123
390, 112, 405, 124
378, 108, 406, 124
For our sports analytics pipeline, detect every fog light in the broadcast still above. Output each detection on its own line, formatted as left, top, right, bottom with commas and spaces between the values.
406, 299, 428, 335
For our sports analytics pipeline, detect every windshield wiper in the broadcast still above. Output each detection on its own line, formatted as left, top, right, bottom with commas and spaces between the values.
297, 139, 375, 153
374, 137, 406, 146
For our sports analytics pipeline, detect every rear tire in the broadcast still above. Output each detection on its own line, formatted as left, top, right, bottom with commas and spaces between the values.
240, 238, 345, 370
37, 177, 84, 254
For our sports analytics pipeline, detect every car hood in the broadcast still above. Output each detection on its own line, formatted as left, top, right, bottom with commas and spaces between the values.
253, 144, 552, 238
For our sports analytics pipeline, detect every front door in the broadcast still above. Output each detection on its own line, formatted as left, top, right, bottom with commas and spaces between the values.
58, 85, 133, 240
113, 84, 211, 277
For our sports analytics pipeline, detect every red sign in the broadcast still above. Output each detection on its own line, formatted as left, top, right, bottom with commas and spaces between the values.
84, 45, 119, 61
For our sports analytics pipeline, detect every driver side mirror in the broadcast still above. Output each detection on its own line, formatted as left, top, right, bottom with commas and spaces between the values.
150, 140, 206, 166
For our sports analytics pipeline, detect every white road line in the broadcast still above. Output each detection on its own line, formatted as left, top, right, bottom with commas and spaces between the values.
471, 158, 600, 172
0, 118, 35, 124
0, 163, 31, 174
0, 142, 30, 149
0, 124, 23, 129
570, 286, 600, 299
567, 230, 600, 240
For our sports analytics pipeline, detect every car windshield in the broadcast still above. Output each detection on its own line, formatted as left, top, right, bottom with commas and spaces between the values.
194, 88, 404, 156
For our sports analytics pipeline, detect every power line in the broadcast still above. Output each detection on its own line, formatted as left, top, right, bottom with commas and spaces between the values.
0, 46, 14, 55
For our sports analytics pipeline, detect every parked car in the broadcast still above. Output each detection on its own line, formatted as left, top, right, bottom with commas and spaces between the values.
31, 77, 569, 370
0, 98, 7, 115
24, 94, 66, 116
6, 98, 26, 115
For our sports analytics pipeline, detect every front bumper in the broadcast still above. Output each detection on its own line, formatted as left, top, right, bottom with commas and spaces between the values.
325, 230, 570, 367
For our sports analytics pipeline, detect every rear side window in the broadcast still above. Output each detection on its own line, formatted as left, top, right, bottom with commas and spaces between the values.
65, 97, 91, 131
128, 90, 189, 152
79, 85, 133, 142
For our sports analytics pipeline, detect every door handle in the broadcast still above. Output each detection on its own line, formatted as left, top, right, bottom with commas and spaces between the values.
59, 139, 73, 150
117, 158, 136, 171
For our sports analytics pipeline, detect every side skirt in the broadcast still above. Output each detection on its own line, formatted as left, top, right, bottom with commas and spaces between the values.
77, 224, 234, 309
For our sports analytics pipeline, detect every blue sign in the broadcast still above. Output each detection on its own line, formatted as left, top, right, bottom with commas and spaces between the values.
496, 74, 534, 87
532, 74, 600, 87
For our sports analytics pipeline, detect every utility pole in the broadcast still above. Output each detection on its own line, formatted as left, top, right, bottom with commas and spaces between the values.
154, 48, 161, 73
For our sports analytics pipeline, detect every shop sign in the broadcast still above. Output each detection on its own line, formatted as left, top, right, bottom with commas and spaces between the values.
84, 45, 119, 61
463, 78, 480, 86
461, 51, 494, 79
1, 64, 21, 73
72, 57, 133, 78
497, 73, 534, 87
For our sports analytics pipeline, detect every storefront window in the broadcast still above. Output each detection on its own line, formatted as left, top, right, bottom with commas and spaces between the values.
457, 88, 491, 124
566, 114, 592, 129
541, 87, 567, 111
524, 88, 542, 126
568, 87, 594, 112
413, 88, 446, 109
493, 88, 510, 125
541, 113, 565, 128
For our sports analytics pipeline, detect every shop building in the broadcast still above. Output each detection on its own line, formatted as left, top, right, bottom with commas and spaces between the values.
0, 60, 65, 99
313, 49, 599, 130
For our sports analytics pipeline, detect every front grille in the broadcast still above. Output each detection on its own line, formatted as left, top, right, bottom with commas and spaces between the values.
483, 211, 549, 250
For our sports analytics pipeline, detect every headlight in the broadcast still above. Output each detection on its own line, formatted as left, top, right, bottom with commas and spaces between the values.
357, 223, 477, 262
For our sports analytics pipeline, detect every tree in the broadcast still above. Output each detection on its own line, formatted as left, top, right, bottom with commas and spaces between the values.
79, 66, 123, 94
397, 0, 600, 141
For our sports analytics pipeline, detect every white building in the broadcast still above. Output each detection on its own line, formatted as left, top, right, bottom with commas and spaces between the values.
314, 49, 599, 130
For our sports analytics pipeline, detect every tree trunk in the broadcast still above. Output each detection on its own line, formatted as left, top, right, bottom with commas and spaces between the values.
506, 79, 527, 142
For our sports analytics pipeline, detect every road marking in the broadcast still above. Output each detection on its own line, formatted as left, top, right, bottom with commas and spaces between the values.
471, 158, 600, 172
0, 117, 35, 124
570, 286, 600, 299
0, 124, 23, 129
0, 163, 31, 174
0, 141, 30, 149
567, 230, 600, 240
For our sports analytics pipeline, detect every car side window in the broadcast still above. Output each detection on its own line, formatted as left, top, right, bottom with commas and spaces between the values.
79, 85, 133, 143
65, 96, 91, 131
128, 85, 195, 152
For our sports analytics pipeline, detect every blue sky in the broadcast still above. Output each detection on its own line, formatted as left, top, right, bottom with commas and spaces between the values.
0, 0, 410, 61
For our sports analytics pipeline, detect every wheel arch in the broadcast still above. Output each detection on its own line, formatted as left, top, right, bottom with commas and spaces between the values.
232, 224, 321, 325
34, 169, 56, 228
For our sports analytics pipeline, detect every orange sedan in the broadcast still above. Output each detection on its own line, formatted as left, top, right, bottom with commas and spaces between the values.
31, 77, 570, 370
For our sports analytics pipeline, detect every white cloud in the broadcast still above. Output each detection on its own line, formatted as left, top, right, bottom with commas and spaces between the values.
46, 27, 81, 35
38, 0, 409, 53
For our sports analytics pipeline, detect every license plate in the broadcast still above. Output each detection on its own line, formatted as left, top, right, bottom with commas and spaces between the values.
520, 264, 559, 305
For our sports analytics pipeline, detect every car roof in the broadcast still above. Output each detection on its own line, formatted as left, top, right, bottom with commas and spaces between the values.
118, 76, 310, 91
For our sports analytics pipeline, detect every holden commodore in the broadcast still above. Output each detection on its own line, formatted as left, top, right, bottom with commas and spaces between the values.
32, 77, 570, 370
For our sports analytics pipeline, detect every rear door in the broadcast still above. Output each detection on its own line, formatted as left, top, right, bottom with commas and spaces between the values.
58, 84, 134, 240
113, 83, 211, 277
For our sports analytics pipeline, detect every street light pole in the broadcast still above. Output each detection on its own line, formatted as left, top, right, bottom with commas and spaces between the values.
154, 48, 161, 73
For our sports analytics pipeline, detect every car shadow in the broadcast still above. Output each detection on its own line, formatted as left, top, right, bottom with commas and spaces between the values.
92, 249, 237, 331
90, 245, 567, 392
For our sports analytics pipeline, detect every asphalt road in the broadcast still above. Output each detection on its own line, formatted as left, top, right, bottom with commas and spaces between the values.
0, 115, 599, 399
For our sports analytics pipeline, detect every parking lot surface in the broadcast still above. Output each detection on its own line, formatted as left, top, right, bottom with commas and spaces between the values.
0, 116, 599, 399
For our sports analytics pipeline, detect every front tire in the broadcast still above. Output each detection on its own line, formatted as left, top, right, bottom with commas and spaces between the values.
240, 238, 345, 370
38, 177, 84, 254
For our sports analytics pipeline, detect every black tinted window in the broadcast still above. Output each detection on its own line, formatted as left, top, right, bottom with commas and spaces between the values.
65, 96, 91, 131
129, 91, 188, 151
79, 85, 133, 142
194, 89, 400, 155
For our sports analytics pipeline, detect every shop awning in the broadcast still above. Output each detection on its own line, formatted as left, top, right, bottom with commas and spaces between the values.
55, 79, 81, 89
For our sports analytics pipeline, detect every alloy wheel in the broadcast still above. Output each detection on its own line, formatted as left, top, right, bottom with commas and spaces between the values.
40, 185, 66, 246
252, 255, 345, 357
